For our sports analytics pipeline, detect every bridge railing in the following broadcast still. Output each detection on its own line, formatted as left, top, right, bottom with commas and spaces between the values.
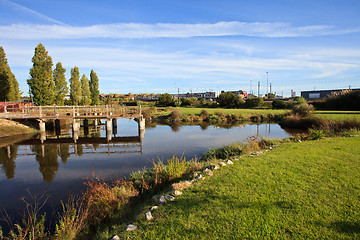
0, 105, 142, 119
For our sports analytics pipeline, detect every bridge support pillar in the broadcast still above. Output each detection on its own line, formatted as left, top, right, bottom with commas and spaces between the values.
112, 118, 117, 136
72, 121, 80, 132
55, 119, 61, 137
83, 119, 89, 136
106, 119, 112, 142
39, 120, 46, 132
40, 131, 46, 144
138, 115, 145, 140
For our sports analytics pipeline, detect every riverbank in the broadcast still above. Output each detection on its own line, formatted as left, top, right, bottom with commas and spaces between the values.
0, 119, 38, 138
97, 131, 360, 239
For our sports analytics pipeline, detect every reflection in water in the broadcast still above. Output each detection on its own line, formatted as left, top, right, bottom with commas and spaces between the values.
34, 144, 59, 183
0, 145, 18, 179
59, 144, 70, 164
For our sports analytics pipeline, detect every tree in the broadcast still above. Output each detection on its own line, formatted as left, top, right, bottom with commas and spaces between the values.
81, 74, 91, 105
28, 43, 55, 105
53, 62, 68, 105
157, 93, 174, 106
0, 46, 21, 101
69, 66, 81, 105
218, 92, 244, 108
244, 97, 264, 108
90, 69, 100, 105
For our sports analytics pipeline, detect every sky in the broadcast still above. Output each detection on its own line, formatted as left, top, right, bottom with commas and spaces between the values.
0, 0, 359, 97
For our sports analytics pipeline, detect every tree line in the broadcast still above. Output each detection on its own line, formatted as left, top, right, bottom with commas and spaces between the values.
0, 43, 100, 106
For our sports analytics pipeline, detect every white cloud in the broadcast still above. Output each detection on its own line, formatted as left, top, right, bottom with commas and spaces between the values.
0, 0, 65, 25
1, 21, 359, 40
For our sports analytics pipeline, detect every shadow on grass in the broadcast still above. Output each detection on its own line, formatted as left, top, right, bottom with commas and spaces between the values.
331, 221, 360, 234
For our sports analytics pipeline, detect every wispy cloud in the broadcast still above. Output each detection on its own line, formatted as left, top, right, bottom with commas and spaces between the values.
0, 0, 65, 25
1, 21, 359, 40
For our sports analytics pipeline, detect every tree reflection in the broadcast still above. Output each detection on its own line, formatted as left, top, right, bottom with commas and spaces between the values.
91, 131, 101, 150
59, 144, 70, 164
0, 145, 18, 179
34, 145, 59, 183
199, 122, 209, 131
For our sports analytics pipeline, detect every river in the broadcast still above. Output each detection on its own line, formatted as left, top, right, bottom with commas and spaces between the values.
0, 118, 292, 229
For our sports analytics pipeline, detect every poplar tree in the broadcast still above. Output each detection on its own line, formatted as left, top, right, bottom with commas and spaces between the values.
0, 46, 21, 101
69, 66, 81, 105
53, 62, 68, 105
80, 74, 91, 105
90, 69, 100, 105
28, 43, 55, 105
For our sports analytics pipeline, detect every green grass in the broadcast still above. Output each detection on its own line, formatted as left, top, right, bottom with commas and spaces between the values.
99, 135, 360, 239
178, 107, 288, 115
314, 111, 360, 121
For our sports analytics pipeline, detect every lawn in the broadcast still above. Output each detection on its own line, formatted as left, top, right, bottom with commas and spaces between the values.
178, 107, 288, 115
314, 111, 360, 121
98, 135, 360, 239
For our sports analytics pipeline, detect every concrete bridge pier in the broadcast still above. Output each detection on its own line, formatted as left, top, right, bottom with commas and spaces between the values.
40, 131, 46, 144
83, 119, 89, 136
138, 115, 146, 140
55, 119, 61, 137
72, 120, 80, 143
106, 119, 112, 142
39, 120, 46, 132
112, 118, 117, 136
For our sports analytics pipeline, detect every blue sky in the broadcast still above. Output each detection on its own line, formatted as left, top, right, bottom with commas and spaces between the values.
0, 0, 359, 96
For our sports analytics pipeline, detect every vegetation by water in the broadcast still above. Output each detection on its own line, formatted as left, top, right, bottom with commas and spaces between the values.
0, 119, 37, 138
118, 133, 360, 239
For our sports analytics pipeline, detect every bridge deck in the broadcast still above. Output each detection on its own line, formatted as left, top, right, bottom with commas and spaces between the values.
0, 105, 142, 120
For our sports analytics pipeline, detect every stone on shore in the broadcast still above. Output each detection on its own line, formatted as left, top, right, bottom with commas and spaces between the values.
111, 235, 120, 240
166, 195, 175, 201
174, 190, 183, 196
145, 211, 153, 221
226, 160, 234, 165
159, 195, 167, 205
172, 181, 192, 191
125, 224, 137, 231
219, 162, 227, 167
151, 205, 159, 211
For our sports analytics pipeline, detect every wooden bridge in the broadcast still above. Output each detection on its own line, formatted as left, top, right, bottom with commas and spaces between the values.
0, 105, 145, 137
0, 105, 142, 120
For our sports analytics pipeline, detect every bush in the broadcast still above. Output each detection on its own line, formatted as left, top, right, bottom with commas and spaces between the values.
141, 108, 153, 119
272, 99, 287, 109
157, 93, 174, 107
200, 109, 209, 120
292, 103, 315, 117
244, 97, 264, 108
218, 92, 244, 108
170, 109, 181, 121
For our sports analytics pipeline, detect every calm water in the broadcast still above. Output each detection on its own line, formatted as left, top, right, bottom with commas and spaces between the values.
0, 119, 292, 227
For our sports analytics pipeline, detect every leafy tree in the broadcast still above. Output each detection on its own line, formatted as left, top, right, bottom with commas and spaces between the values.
272, 99, 287, 109
53, 62, 68, 105
218, 92, 244, 108
157, 93, 174, 106
69, 66, 81, 105
81, 74, 91, 105
0, 46, 21, 101
244, 97, 264, 108
28, 43, 55, 105
90, 69, 100, 105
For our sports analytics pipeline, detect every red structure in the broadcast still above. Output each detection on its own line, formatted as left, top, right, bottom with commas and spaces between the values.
0, 102, 35, 113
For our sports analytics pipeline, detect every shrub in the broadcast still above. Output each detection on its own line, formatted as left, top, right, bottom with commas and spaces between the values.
200, 109, 209, 120
272, 99, 287, 109
244, 97, 264, 108
292, 103, 315, 117
218, 92, 244, 108
141, 108, 153, 119
170, 109, 181, 121
157, 93, 174, 107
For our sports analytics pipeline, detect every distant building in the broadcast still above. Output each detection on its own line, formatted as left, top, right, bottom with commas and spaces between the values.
301, 88, 360, 100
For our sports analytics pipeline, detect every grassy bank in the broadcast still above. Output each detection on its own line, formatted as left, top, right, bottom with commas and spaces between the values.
314, 111, 360, 121
0, 119, 38, 138
113, 133, 360, 239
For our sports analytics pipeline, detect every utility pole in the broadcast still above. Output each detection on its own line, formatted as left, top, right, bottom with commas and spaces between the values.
178, 88, 180, 105
250, 80, 252, 96
266, 72, 269, 99
270, 83, 272, 95
257, 81, 260, 97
